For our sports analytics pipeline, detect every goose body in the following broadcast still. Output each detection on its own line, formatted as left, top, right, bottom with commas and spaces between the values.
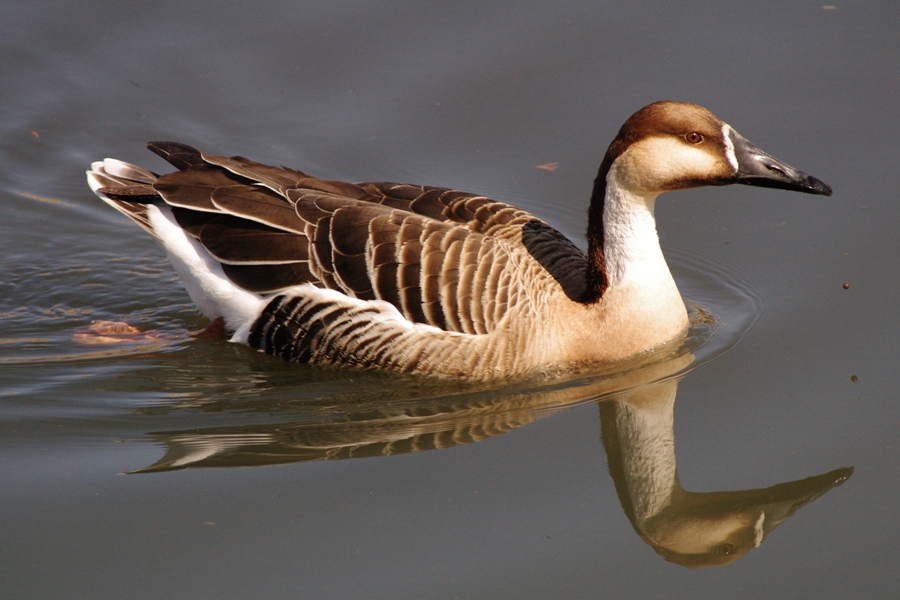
86, 101, 831, 379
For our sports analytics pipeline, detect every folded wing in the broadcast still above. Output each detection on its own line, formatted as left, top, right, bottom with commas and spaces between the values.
96, 142, 587, 336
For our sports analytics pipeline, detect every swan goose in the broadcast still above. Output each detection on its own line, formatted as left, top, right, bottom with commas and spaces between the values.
86, 101, 831, 379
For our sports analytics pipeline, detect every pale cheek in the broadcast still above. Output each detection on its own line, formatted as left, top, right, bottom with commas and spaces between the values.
616, 138, 730, 192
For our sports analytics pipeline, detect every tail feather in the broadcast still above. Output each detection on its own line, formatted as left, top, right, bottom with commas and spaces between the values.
147, 141, 205, 170
87, 160, 160, 236
100, 158, 158, 183
86, 156, 265, 331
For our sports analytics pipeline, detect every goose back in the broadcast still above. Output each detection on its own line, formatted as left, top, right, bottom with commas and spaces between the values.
96, 142, 589, 340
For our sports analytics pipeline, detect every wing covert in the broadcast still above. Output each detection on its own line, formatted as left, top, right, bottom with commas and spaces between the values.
139, 145, 585, 333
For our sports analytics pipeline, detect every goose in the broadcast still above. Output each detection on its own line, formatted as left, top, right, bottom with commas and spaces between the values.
86, 101, 831, 379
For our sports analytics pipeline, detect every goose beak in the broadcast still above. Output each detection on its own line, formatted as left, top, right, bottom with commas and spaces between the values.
730, 129, 833, 196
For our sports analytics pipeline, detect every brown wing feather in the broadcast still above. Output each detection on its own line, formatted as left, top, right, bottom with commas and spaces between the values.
134, 143, 586, 330
222, 262, 317, 293
201, 153, 314, 196
358, 182, 539, 235
154, 167, 244, 212
198, 216, 309, 264
210, 185, 306, 233
148, 141, 206, 170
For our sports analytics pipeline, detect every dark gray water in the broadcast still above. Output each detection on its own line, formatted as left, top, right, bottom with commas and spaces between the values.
2, 1, 898, 598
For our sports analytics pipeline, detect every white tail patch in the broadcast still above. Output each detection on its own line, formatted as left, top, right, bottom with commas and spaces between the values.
144, 205, 265, 338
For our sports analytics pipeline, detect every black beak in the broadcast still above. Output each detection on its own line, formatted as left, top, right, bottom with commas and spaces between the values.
730, 129, 832, 196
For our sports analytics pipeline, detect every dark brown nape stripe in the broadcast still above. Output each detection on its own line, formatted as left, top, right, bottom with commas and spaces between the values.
586, 116, 639, 302
147, 141, 206, 171
585, 157, 612, 302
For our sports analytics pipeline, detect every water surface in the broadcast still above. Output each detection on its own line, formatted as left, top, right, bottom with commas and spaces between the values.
2, 2, 899, 598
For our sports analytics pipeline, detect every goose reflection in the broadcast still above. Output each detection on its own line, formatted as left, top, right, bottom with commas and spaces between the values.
129, 350, 850, 568
598, 378, 850, 567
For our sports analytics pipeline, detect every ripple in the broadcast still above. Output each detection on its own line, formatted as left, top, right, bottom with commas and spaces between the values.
667, 245, 766, 367
0, 229, 769, 415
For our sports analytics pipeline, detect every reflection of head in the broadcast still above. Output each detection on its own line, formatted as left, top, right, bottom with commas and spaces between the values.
641, 507, 762, 567
599, 394, 852, 568
651, 542, 749, 568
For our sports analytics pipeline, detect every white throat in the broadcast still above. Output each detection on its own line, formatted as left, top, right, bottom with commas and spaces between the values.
613, 383, 679, 523
602, 167, 670, 290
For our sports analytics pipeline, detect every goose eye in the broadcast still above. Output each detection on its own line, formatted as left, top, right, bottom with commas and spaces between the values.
716, 543, 736, 556
683, 131, 704, 144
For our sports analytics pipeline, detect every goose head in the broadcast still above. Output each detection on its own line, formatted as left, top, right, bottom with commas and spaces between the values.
602, 101, 833, 197
585, 101, 831, 301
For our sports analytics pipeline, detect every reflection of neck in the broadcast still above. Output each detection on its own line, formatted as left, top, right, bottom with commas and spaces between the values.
605, 382, 679, 524
600, 379, 853, 568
